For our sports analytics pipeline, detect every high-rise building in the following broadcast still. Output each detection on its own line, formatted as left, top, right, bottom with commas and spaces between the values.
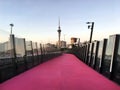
71, 37, 77, 45
56, 40, 66, 49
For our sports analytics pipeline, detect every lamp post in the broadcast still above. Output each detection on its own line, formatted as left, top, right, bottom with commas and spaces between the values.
86, 22, 94, 43
10, 23, 14, 35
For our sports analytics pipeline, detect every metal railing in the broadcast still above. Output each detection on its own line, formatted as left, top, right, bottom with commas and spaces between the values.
0, 32, 62, 83
69, 34, 120, 85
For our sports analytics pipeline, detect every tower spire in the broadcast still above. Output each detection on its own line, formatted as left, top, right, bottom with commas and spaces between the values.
57, 17, 62, 49
58, 17, 61, 30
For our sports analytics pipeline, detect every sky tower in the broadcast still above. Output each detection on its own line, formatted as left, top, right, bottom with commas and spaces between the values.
57, 18, 61, 48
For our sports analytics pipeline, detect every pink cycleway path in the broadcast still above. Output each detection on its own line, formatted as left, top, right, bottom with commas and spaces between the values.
0, 54, 120, 90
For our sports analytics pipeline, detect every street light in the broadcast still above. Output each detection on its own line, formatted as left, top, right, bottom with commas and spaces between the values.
86, 22, 94, 43
10, 23, 14, 34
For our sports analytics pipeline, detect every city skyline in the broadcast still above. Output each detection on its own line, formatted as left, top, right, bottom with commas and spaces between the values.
0, 0, 120, 44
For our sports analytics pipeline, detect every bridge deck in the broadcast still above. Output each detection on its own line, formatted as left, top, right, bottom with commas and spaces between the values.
0, 54, 120, 90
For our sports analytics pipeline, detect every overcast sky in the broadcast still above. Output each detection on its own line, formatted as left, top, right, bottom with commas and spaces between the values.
0, 0, 120, 44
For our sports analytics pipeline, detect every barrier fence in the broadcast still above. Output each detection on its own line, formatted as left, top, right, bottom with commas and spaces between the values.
0, 33, 62, 83
1, 30, 120, 85
70, 34, 120, 85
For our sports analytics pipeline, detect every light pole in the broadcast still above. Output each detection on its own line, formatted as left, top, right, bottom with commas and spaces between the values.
10, 23, 14, 35
86, 22, 94, 43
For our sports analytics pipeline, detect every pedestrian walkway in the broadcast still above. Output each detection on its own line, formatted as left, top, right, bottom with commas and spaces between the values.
0, 54, 120, 90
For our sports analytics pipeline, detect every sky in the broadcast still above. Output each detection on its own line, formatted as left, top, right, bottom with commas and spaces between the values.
0, 0, 120, 44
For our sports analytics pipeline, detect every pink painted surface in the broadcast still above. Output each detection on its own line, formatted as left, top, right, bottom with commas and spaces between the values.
0, 54, 120, 90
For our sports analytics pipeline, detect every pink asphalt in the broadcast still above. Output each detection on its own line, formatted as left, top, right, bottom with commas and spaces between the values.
0, 54, 120, 90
